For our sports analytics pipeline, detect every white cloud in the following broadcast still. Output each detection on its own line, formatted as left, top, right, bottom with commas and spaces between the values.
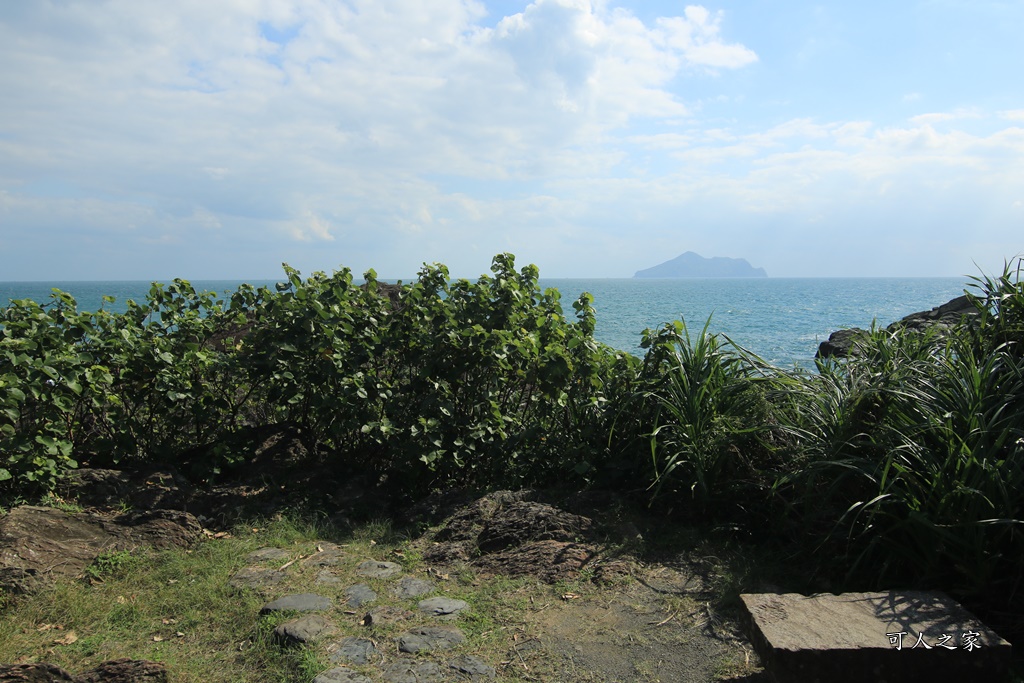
287, 211, 335, 242
656, 6, 758, 69
909, 107, 983, 124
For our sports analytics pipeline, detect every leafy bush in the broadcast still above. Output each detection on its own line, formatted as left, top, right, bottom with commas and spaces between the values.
1, 254, 634, 495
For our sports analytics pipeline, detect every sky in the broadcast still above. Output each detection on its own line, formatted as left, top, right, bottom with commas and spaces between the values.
1, 0, 1023, 280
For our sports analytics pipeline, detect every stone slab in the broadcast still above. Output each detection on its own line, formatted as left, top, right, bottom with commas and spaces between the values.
740, 591, 1013, 683
260, 593, 332, 615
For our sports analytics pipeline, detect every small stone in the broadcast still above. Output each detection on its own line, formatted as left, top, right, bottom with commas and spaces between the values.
274, 615, 335, 646
312, 667, 372, 683
230, 566, 286, 590
247, 547, 291, 564
315, 569, 342, 585
356, 560, 402, 578
382, 660, 446, 683
448, 655, 496, 680
260, 593, 332, 615
394, 576, 435, 599
344, 584, 378, 608
397, 626, 465, 653
328, 637, 379, 665
418, 596, 468, 617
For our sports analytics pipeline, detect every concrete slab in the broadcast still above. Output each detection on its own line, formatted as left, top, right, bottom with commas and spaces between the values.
740, 591, 1012, 683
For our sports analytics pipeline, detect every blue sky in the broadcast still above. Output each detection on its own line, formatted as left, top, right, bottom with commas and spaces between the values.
1, 0, 1022, 280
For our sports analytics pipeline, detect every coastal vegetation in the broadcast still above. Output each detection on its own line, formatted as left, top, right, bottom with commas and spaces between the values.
2, 254, 1023, 656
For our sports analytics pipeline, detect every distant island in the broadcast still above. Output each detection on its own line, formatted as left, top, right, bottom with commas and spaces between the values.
634, 251, 767, 278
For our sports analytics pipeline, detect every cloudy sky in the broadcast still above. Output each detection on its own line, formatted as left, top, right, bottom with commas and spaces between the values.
2, 0, 1022, 280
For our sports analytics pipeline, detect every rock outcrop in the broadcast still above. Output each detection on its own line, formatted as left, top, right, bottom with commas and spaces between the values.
0, 505, 201, 595
0, 660, 167, 683
817, 295, 979, 359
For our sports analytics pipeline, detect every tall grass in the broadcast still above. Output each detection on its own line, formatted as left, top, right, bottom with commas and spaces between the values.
769, 263, 1024, 638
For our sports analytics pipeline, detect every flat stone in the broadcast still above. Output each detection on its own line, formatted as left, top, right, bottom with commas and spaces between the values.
344, 584, 378, 608
355, 560, 402, 578
398, 626, 465, 653
312, 667, 372, 683
381, 660, 446, 683
230, 566, 287, 589
394, 576, 435, 599
741, 591, 1013, 683
448, 655, 496, 680
418, 596, 468, 617
247, 547, 291, 564
328, 637, 379, 665
274, 614, 336, 646
260, 593, 332, 615
315, 569, 342, 585
302, 542, 348, 567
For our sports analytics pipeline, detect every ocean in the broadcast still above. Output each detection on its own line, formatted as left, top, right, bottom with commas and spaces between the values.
0, 277, 970, 368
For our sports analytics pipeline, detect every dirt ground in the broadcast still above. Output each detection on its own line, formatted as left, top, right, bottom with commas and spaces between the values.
497, 562, 765, 682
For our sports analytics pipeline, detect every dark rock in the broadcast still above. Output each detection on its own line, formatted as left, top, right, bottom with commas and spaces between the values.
246, 547, 291, 564
448, 655, 496, 680
894, 294, 977, 333
77, 659, 168, 683
397, 626, 466, 653
259, 593, 332, 615
423, 542, 471, 565
230, 566, 287, 590
0, 663, 77, 682
344, 584, 378, 608
327, 637, 379, 665
311, 668, 372, 683
816, 328, 869, 359
817, 295, 979, 359
381, 661, 446, 683
741, 591, 1013, 683
475, 501, 593, 552
355, 560, 401, 578
433, 491, 541, 544
57, 469, 133, 509
107, 509, 203, 550
472, 540, 596, 583
393, 576, 435, 599
0, 506, 114, 593
425, 492, 600, 582
418, 596, 468, 617
274, 614, 335, 646
0, 661, 167, 683
124, 471, 194, 513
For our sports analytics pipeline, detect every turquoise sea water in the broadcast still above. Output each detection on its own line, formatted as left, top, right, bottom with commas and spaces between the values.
0, 277, 969, 368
